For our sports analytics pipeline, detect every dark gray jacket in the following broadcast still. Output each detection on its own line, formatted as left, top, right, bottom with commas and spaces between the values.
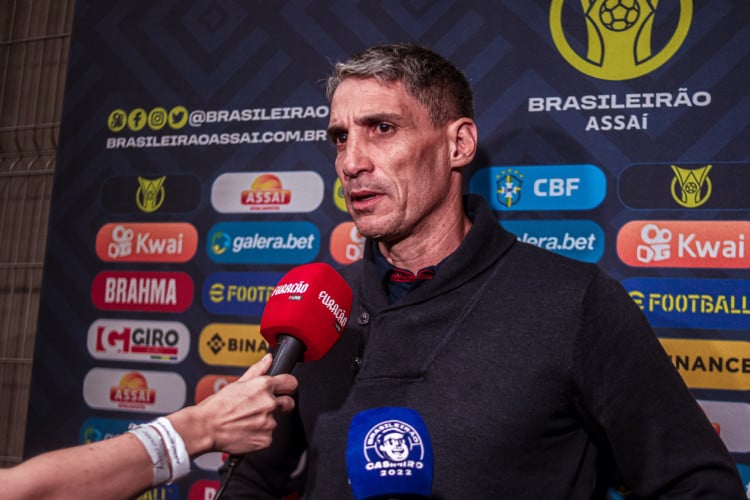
223, 195, 744, 499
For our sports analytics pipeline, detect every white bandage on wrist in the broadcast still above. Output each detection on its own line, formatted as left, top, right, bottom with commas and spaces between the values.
128, 424, 171, 485
152, 416, 191, 483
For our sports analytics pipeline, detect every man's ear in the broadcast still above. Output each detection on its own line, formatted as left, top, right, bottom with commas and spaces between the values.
447, 118, 478, 168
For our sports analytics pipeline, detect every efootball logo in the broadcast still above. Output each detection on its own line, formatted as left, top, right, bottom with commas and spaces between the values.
550, 0, 692, 80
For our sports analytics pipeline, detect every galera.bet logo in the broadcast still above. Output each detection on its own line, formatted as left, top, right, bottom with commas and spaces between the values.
550, 0, 692, 80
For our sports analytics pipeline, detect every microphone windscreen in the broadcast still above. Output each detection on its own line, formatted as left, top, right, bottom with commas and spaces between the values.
260, 262, 352, 362
346, 407, 434, 499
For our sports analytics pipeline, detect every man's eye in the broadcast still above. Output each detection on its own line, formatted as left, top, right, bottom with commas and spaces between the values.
333, 132, 347, 144
376, 123, 393, 133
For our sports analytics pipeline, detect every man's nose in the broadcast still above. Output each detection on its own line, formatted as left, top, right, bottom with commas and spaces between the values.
338, 133, 371, 178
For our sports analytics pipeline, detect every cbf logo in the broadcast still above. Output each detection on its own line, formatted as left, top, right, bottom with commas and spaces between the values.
550, 0, 692, 80
363, 419, 426, 471
496, 169, 523, 208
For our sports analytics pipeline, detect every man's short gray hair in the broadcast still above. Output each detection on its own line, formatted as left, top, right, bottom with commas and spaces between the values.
325, 42, 474, 126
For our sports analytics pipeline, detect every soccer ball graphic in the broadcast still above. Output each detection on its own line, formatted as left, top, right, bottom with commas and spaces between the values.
599, 0, 641, 31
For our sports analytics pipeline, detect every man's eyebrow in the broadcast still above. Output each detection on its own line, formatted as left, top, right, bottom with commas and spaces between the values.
326, 124, 345, 139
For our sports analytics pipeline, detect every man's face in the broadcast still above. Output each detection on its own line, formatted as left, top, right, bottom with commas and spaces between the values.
378, 432, 409, 462
327, 78, 454, 244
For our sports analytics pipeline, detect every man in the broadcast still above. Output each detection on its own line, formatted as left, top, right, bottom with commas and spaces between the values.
221, 43, 744, 498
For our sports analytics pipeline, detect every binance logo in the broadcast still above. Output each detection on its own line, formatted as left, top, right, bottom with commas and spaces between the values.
550, 0, 692, 80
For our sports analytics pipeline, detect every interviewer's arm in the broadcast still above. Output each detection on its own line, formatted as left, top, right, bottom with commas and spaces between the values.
1, 353, 297, 500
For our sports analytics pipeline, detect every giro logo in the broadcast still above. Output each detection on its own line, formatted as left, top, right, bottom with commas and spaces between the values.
211, 171, 324, 213
199, 324, 270, 367
550, 0, 692, 80
87, 319, 190, 363
617, 220, 748, 268
83, 368, 186, 414
95, 222, 197, 263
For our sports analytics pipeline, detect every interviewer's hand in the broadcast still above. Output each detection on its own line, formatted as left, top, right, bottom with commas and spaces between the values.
168, 353, 298, 456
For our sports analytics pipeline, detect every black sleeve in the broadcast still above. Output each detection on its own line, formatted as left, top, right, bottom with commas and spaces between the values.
572, 270, 745, 498
217, 405, 308, 499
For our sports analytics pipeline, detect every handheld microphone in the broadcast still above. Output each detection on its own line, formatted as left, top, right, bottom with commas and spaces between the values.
216, 262, 352, 500
260, 261, 353, 375
346, 407, 434, 499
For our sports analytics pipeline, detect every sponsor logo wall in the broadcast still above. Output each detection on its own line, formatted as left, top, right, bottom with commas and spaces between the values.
27, 1, 749, 497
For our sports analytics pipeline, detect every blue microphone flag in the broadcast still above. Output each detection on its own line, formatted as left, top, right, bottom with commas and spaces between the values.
346, 407, 434, 499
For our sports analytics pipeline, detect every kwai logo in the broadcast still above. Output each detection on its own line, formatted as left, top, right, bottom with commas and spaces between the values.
207, 221, 320, 264
550, 0, 692, 80
470, 165, 606, 211
95, 222, 197, 262
617, 220, 748, 268
211, 171, 324, 213
87, 319, 190, 363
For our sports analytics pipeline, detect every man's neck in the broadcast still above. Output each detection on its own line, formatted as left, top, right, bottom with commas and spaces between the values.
378, 213, 472, 273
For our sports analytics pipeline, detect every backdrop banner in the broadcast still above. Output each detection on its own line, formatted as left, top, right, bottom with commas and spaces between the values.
26, 1, 750, 498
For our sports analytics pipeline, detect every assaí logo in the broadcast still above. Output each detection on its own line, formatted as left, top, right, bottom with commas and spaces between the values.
211, 171, 324, 213
617, 220, 749, 268
95, 222, 197, 262
550, 0, 692, 80
83, 367, 186, 414
87, 319, 190, 363
207, 221, 320, 264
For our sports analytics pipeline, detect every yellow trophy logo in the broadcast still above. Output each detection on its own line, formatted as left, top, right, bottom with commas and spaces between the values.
136, 176, 166, 213
670, 164, 712, 208
550, 0, 692, 80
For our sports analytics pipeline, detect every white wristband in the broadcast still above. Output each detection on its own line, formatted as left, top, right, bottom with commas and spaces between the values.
152, 416, 190, 483
128, 424, 170, 485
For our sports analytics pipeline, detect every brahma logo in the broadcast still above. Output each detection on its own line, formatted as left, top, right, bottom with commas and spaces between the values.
199, 324, 269, 367
95, 222, 197, 262
91, 271, 194, 312
617, 220, 748, 268
550, 0, 692, 80
211, 171, 323, 213
87, 319, 190, 363
83, 368, 186, 414
330, 222, 365, 264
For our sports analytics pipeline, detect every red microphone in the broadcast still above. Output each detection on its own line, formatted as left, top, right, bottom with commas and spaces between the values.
260, 262, 353, 375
